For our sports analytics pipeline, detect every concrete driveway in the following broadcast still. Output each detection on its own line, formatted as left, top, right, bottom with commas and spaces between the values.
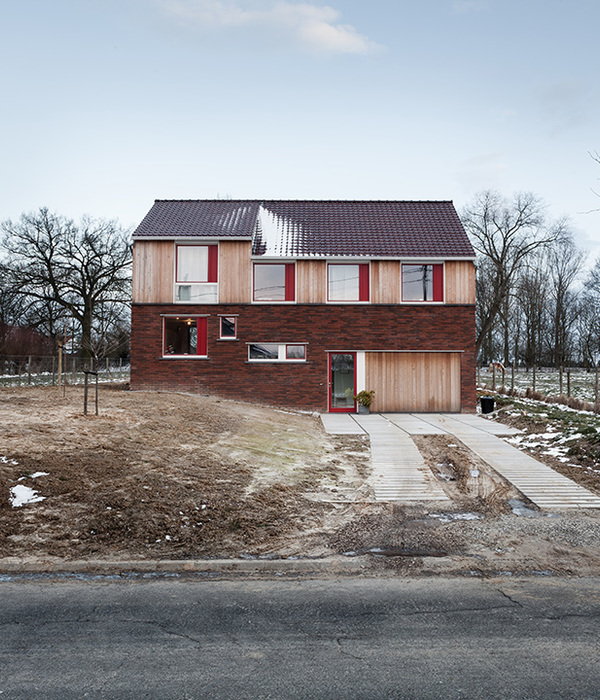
321, 412, 600, 509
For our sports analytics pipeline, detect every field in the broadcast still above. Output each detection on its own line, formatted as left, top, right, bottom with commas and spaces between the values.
2, 384, 600, 577
478, 366, 599, 403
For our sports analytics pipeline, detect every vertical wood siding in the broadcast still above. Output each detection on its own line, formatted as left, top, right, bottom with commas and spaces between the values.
370, 261, 402, 304
219, 241, 252, 303
366, 352, 461, 412
445, 261, 476, 304
296, 260, 327, 303
132, 241, 174, 303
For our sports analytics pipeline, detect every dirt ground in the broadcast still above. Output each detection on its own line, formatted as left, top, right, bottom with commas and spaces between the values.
2, 384, 600, 577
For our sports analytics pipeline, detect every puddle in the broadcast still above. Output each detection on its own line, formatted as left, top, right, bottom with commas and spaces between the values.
508, 499, 541, 518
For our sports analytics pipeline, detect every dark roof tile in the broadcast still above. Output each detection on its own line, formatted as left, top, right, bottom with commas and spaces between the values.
133, 199, 475, 258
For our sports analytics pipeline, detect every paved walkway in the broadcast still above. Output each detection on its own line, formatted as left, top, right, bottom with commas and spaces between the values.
352, 414, 448, 502
321, 413, 600, 509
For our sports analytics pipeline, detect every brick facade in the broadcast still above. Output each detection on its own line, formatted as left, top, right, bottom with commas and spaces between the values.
131, 303, 476, 412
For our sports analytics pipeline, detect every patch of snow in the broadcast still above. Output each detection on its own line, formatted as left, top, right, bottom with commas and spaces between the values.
447, 444, 458, 448
30, 471, 49, 479
1, 456, 18, 465
9, 485, 45, 508
429, 512, 483, 523
469, 469, 480, 477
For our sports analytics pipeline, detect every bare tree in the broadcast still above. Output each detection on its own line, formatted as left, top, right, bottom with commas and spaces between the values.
461, 190, 562, 353
1, 208, 132, 360
545, 231, 585, 367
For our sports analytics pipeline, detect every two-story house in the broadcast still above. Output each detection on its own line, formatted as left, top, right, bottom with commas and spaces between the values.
130, 200, 476, 412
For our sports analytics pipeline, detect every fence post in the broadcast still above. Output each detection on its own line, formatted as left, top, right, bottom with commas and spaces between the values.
511, 363, 515, 392
492, 364, 496, 391
596, 366, 599, 412
559, 365, 563, 395
567, 369, 571, 397
27, 355, 32, 385
84, 371, 89, 415
533, 364, 536, 392
51, 356, 56, 386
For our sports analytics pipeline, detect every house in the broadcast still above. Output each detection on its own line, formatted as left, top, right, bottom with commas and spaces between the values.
130, 200, 476, 413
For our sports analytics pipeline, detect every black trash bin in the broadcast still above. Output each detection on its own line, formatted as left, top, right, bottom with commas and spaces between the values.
480, 396, 495, 414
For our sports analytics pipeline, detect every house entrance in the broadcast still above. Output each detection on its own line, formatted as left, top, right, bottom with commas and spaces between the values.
329, 353, 356, 412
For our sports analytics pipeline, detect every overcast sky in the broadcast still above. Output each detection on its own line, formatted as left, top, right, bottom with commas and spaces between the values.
1, 0, 598, 254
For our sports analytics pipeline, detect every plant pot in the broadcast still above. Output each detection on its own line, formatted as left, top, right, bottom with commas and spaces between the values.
357, 404, 370, 415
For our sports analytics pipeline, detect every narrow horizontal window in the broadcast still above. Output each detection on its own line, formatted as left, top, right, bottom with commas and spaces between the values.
249, 343, 279, 360
248, 343, 307, 362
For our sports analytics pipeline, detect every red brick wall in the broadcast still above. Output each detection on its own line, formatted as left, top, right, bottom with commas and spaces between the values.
131, 304, 476, 412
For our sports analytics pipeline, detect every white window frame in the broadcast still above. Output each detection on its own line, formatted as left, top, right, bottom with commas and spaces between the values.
247, 343, 308, 362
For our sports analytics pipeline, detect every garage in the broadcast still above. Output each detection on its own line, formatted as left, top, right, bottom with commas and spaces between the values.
365, 351, 461, 412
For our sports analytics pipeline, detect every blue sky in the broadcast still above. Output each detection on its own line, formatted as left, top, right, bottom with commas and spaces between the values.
1, 0, 599, 254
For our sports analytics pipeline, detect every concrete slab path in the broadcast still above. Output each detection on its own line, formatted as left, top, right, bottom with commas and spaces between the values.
321, 412, 600, 509
351, 414, 449, 502
413, 413, 600, 510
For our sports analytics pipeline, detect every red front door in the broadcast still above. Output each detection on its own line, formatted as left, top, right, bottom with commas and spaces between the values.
328, 353, 356, 412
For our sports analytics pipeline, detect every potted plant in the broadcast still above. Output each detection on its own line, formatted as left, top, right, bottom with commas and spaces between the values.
354, 390, 375, 414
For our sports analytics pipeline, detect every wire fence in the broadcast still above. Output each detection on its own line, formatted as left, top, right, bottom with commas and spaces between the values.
0, 355, 130, 387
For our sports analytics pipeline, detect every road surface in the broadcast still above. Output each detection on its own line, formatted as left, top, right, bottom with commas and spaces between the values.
1, 576, 599, 698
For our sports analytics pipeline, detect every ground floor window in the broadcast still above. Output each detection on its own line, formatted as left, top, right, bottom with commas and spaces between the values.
163, 317, 208, 356
248, 343, 307, 362
219, 316, 237, 339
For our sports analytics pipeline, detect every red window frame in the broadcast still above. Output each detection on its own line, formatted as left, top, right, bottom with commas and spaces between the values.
328, 352, 357, 413
286, 344, 306, 360
327, 263, 369, 302
175, 245, 218, 283
253, 263, 295, 302
401, 263, 444, 302
163, 317, 208, 357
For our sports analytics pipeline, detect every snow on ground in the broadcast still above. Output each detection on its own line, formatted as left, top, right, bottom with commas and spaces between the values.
9, 484, 45, 508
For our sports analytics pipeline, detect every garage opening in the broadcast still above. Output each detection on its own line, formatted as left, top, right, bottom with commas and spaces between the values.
366, 352, 461, 412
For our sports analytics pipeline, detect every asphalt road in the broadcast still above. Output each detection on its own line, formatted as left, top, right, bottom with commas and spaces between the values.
1, 576, 599, 699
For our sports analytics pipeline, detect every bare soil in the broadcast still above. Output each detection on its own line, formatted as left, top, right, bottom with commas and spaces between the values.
2, 385, 600, 577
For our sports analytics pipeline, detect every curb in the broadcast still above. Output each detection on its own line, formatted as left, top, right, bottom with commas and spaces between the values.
0, 556, 371, 577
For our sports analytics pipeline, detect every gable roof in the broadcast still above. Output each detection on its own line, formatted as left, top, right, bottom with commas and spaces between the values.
133, 200, 475, 258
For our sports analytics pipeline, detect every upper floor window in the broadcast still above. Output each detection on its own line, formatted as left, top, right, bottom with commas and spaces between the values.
327, 263, 369, 302
253, 263, 295, 302
402, 264, 443, 302
175, 245, 218, 303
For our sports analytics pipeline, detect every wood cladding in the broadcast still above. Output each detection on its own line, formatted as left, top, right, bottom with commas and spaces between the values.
370, 261, 402, 303
132, 241, 174, 303
366, 352, 461, 412
219, 241, 252, 303
296, 260, 327, 303
445, 261, 475, 304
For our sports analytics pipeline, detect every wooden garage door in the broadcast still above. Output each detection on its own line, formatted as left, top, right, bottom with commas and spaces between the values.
366, 352, 461, 412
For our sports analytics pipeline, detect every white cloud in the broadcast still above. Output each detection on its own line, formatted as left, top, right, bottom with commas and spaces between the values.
160, 0, 381, 54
